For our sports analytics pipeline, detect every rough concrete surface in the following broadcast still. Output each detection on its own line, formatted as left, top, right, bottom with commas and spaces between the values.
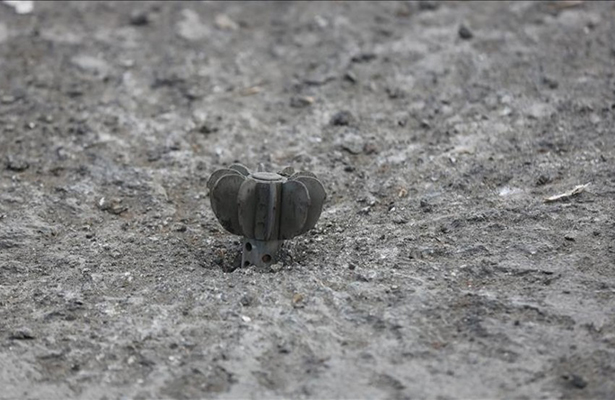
1, 1, 614, 399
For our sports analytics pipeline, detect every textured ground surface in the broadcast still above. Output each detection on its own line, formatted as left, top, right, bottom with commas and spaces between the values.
1, 1, 614, 399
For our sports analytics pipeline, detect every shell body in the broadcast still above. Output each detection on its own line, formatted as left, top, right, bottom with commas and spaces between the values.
208, 164, 326, 268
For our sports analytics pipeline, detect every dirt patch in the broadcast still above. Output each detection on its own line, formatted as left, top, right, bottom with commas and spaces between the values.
1, 1, 614, 399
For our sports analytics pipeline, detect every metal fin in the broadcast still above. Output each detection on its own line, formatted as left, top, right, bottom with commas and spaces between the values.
210, 174, 244, 235
237, 179, 257, 238
294, 176, 326, 234
279, 180, 310, 240
254, 182, 281, 241
239, 180, 281, 241
207, 168, 241, 191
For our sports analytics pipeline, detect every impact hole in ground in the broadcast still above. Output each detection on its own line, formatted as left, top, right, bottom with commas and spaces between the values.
262, 254, 272, 263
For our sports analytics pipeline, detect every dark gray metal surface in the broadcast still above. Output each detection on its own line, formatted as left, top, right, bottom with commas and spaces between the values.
208, 164, 326, 268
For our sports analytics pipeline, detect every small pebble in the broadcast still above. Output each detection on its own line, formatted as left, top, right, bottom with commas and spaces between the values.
1, 95, 16, 104
420, 119, 431, 129
98, 197, 128, 215
215, 14, 239, 31
239, 294, 253, 307
351, 53, 376, 63
270, 263, 283, 272
386, 87, 405, 99
292, 293, 304, 306
418, 1, 440, 11
9, 328, 35, 340
542, 76, 559, 89
339, 131, 365, 155
564, 374, 587, 389
330, 110, 355, 126
129, 10, 150, 26
290, 96, 314, 108
393, 216, 408, 225
344, 71, 357, 83
458, 25, 473, 40
6, 157, 29, 172
536, 174, 551, 186
198, 123, 218, 135
420, 199, 433, 213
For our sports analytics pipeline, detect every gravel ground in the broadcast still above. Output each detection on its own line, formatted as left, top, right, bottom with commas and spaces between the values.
1, 1, 614, 399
